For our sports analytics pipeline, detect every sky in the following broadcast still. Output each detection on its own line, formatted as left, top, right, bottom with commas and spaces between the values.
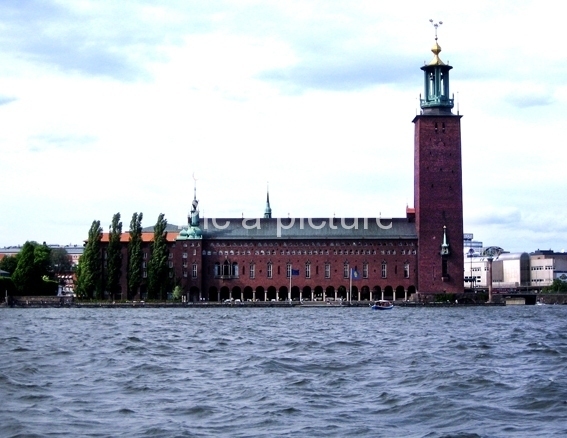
1, 0, 566, 253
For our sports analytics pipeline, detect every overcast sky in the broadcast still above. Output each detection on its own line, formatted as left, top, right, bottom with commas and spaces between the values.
1, 0, 566, 253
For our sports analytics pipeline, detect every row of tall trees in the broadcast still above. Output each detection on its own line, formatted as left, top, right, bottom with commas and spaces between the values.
75, 212, 171, 301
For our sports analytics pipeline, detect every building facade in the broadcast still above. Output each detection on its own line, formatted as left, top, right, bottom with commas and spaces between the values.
99, 37, 465, 301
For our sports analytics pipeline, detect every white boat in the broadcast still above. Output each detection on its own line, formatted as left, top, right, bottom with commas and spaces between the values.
371, 300, 393, 310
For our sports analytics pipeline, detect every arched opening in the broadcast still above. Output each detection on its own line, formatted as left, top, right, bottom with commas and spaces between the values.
220, 286, 230, 301
302, 286, 312, 301
243, 286, 253, 302
278, 286, 288, 301
231, 286, 242, 301
361, 285, 371, 301
350, 286, 359, 301
325, 286, 335, 301
372, 286, 382, 301
189, 286, 200, 303
267, 286, 277, 301
314, 286, 323, 302
208, 286, 219, 302
291, 286, 300, 301
384, 285, 394, 300
395, 285, 405, 301
407, 285, 417, 300
255, 286, 265, 301
337, 285, 347, 301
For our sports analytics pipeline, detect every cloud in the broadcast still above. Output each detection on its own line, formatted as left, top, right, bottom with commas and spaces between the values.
0, 1, 184, 81
504, 92, 555, 108
0, 96, 16, 105
27, 133, 97, 153
259, 55, 419, 93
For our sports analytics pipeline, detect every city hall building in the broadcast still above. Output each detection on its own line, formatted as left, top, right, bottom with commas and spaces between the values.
101, 37, 464, 302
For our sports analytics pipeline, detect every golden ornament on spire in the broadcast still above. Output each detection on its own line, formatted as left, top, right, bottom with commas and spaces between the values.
428, 19, 445, 66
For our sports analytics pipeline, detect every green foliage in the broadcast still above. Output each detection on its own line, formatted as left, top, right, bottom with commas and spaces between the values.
542, 278, 567, 293
75, 221, 103, 300
106, 213, 123, 300
127, 212, 144, 300
172, 285, 183, 301
11, 242, 53, 295
147, 213, 170, 300
435, 293, 456, 302
0, 255, 19, 275
51, 248, 73, 274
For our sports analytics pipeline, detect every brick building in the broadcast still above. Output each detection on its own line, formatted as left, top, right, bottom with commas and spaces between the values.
100, 36, 464, 301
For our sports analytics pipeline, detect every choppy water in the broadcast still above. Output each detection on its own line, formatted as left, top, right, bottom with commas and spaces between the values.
1, 306, 566, 437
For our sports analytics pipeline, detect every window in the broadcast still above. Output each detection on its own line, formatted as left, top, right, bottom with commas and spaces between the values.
343, 263, 349, 279
250, 263, 255, 279
286, 263, 291, 279
404, 263, 410, 279
325, 263, 331, 279
381, 261, 387, 278
168, 261, 173, 268
192, 263, 198, 279
267, 262, 273, 279
363, 263, 368, 279
305, 263, 311, 279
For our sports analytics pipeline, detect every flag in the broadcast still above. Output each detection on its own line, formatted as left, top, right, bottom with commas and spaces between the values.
351, 267, 360, 280
291, 269, 300, 276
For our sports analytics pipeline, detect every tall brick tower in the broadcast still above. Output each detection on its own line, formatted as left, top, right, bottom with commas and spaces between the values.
413, 24, 464, 294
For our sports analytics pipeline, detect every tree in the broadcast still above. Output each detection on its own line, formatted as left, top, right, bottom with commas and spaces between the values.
127, 212, 144, 300
172, 285, 182, 301
106, 213, 123, 300
51, 248, 73, 274
11, 241, 52, 295
0, 255, 19, 275
75, 221, 103, 300
542, 278, 567, 293
147, 213, 169, 300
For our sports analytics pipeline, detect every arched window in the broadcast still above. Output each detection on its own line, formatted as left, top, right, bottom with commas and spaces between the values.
222, 260, 230, 276
232, 262, 239, 277
381, 261, 387, 279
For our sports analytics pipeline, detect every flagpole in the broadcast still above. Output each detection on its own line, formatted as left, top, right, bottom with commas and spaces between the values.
289, 264, 292, 302
349, 268, 352, 303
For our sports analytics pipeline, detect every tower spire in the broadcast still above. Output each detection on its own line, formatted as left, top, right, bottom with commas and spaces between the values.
264, 183, 272, 219
191, 173, 199, 226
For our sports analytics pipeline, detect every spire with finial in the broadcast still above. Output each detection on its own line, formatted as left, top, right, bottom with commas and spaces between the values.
264, 183, 272, 218
428, 19, 446, 66
190, 173, 199, 226
440, 225, 450, 255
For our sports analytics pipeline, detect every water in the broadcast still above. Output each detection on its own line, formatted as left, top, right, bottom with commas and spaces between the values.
1, 306, 566, 437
